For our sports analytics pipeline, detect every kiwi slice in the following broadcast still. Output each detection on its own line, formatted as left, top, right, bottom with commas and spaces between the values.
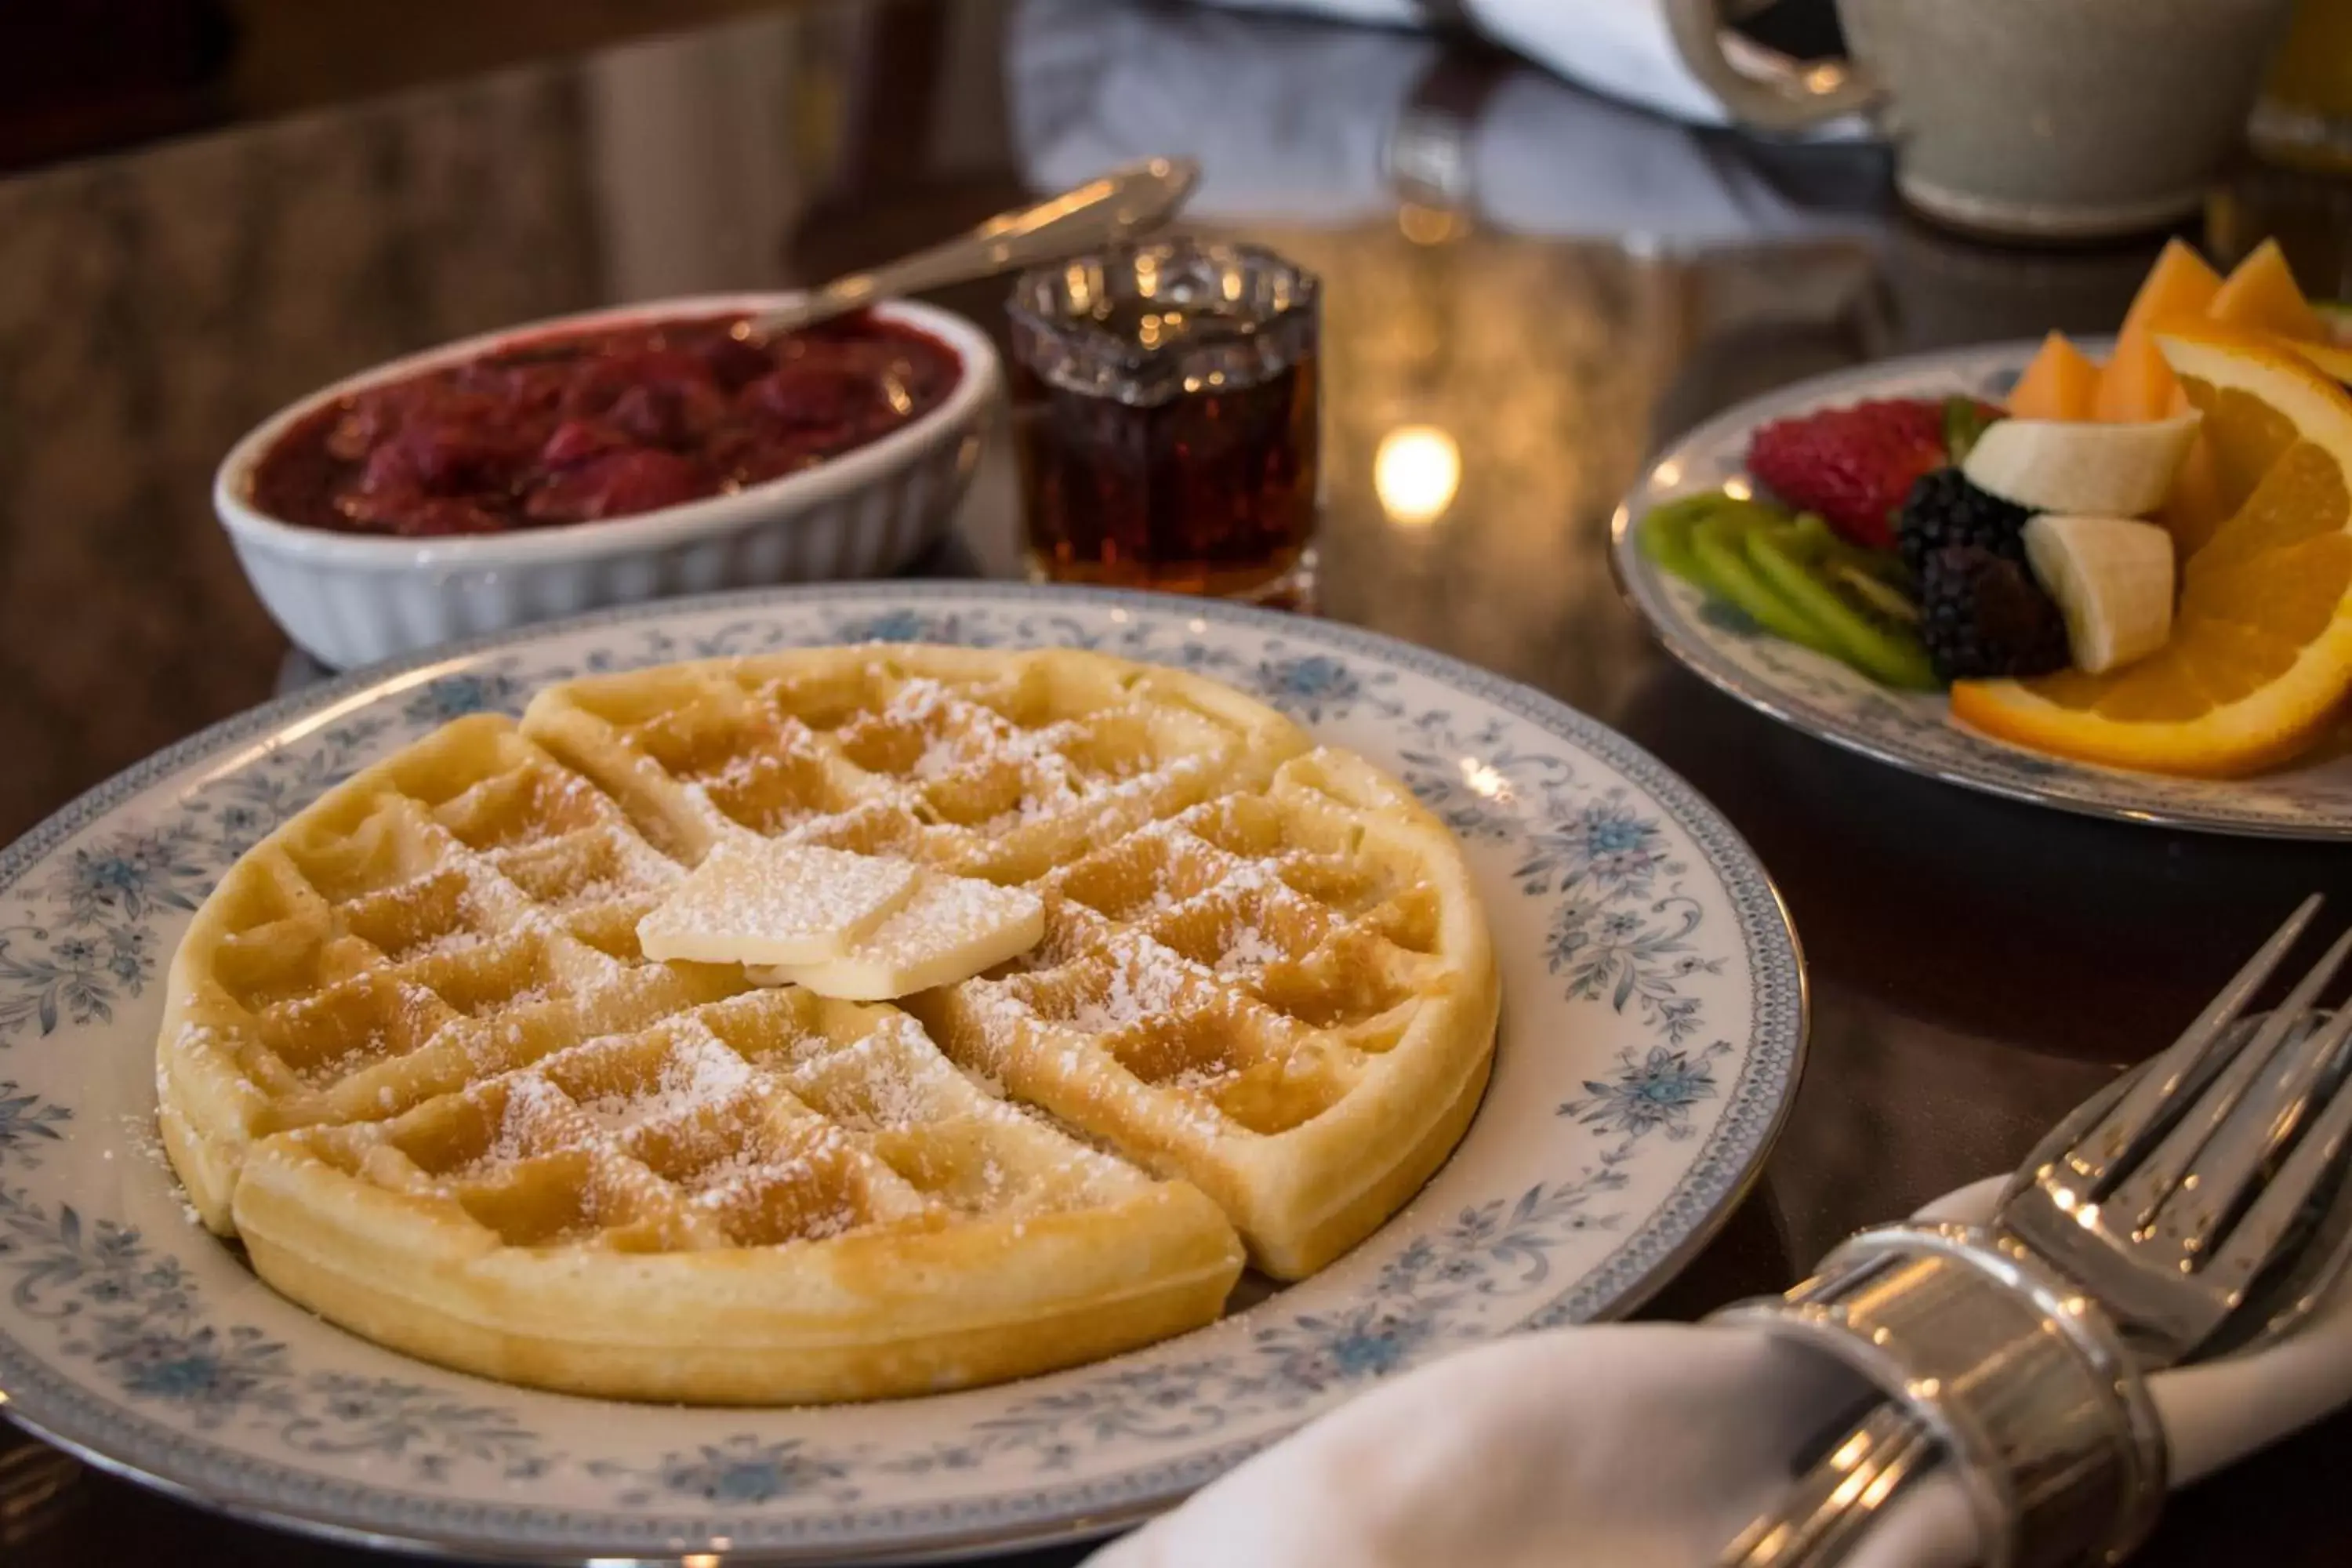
1747, 522, 1937, 689
1781, 512, 1912, 590
1688, 511, 1842, 657
1637, 495, 1713, 586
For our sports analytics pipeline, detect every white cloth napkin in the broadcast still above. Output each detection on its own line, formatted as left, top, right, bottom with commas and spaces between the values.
1087, 1177, 2352, 1568
1008, 0, 1878, 247
1191, 0, 1772, 127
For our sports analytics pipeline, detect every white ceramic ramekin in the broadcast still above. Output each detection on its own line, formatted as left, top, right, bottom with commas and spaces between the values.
213, 293, 1000, 670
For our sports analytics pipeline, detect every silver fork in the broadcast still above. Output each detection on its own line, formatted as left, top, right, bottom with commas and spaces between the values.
1723, 894, 2352, 1568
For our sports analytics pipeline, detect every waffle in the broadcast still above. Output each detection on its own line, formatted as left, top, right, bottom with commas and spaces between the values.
158, 647, 1497, 1403
907, 750, 1495, 1277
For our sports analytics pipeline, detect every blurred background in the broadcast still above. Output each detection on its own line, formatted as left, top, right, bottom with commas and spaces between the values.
9, 0, 2348, 876
0, 0, 1847, 173
5, 0, 2284, 851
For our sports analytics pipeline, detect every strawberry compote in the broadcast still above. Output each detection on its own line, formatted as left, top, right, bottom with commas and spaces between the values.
247, 310, 961, 538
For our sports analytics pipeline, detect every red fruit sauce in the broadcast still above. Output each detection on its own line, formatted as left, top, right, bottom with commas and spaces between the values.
246, 310, 962, 538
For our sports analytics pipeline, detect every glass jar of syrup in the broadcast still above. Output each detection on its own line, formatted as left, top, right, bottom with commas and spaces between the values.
1007, 239, 1320, 604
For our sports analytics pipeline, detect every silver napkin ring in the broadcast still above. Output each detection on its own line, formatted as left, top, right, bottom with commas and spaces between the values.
1709, 1221, 2168, 1568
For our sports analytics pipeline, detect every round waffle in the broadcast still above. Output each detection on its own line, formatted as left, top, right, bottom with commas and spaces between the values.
158, 646, 1498, 1403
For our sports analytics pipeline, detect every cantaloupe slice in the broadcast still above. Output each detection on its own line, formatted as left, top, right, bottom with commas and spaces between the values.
2096, 328, 2181, 422
2125, 238, 2227, 330
2209, 238, 2326, 342
2009, 331, 2102, 420
2093, 238, 2225, 423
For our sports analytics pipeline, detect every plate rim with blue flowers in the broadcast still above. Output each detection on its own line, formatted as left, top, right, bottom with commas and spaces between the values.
0, 582, 1805, 1563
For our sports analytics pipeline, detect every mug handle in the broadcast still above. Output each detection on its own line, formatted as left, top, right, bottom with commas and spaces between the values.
1662, 0, 1882, 133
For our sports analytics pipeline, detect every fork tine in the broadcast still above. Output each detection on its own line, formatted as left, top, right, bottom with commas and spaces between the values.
2204, 1036, 2352, 1356
2205, 1004, 2352, 1305
2064, 894, 2323, 1191
2112, 927, 2352, 1237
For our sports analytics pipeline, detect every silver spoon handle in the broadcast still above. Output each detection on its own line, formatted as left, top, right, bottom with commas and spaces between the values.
747, 156, 1200, 338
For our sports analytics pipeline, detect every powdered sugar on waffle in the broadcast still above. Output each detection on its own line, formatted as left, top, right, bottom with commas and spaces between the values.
911, 735, 974, 782
282, 981, 452, 1089
808, 1021, 940, 1130
397, 924, 492, 961
866, 676, 1192, 835
577, 1025, 754, 1130
886, 680, 1076, 765
682, 748, 834, 836
879, 675, 958, 728
681, 1123, 845, 1194
1214, 924, 1287, 975
681, 1125, 869, 1242
1068, 942, 1191, 1034
548, 875, 629, 912
416, 1004, 949, 1249
493, 982, 557, 1013
474, 1074, 575, 1168
975, 759, 1181, 838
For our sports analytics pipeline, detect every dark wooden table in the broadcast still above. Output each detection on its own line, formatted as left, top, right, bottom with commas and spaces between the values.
5, 1, 2350, 1562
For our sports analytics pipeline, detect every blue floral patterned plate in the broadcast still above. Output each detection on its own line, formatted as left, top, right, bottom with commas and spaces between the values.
1615, 341, 2352, 840
0, 583, 1804, 1563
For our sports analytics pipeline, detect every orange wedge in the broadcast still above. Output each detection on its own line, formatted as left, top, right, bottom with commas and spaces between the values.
2285, 336, 2352, 387
1951, 321, 2352, 777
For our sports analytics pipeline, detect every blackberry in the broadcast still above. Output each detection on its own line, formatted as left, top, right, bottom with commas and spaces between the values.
1918, 546, 2071, 683
1897, 468, 2032, 580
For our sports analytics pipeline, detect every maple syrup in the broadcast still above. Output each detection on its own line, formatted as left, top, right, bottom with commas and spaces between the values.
1008, 240, 1320, 603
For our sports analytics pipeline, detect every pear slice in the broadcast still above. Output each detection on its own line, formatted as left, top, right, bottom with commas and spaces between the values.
1961, 413, 2201, 517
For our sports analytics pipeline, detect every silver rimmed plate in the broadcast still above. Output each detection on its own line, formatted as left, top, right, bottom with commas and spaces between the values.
1613, 340, 2352, 840
0, 583, 1804, 1562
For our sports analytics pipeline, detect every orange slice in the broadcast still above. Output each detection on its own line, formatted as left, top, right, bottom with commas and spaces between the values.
1951, 322, 2352, 777
2284, 336, 2352, 387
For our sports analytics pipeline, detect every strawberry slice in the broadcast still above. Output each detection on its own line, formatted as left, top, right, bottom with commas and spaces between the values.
1746, 397, 1996, 551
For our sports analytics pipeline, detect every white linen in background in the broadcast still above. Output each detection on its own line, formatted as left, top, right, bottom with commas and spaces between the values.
1087, 1177, 2352, 1567
1191, 0, 1754, 126
1007, 0, 1878, 249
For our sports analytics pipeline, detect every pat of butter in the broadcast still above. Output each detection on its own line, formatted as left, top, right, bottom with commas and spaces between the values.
749, 873, 1044, 1001
636, 839, 920, 966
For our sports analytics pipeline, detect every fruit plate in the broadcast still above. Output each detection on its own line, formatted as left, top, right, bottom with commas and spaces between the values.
0, 582, 1805, 1563
1614, 339, 2352, 840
